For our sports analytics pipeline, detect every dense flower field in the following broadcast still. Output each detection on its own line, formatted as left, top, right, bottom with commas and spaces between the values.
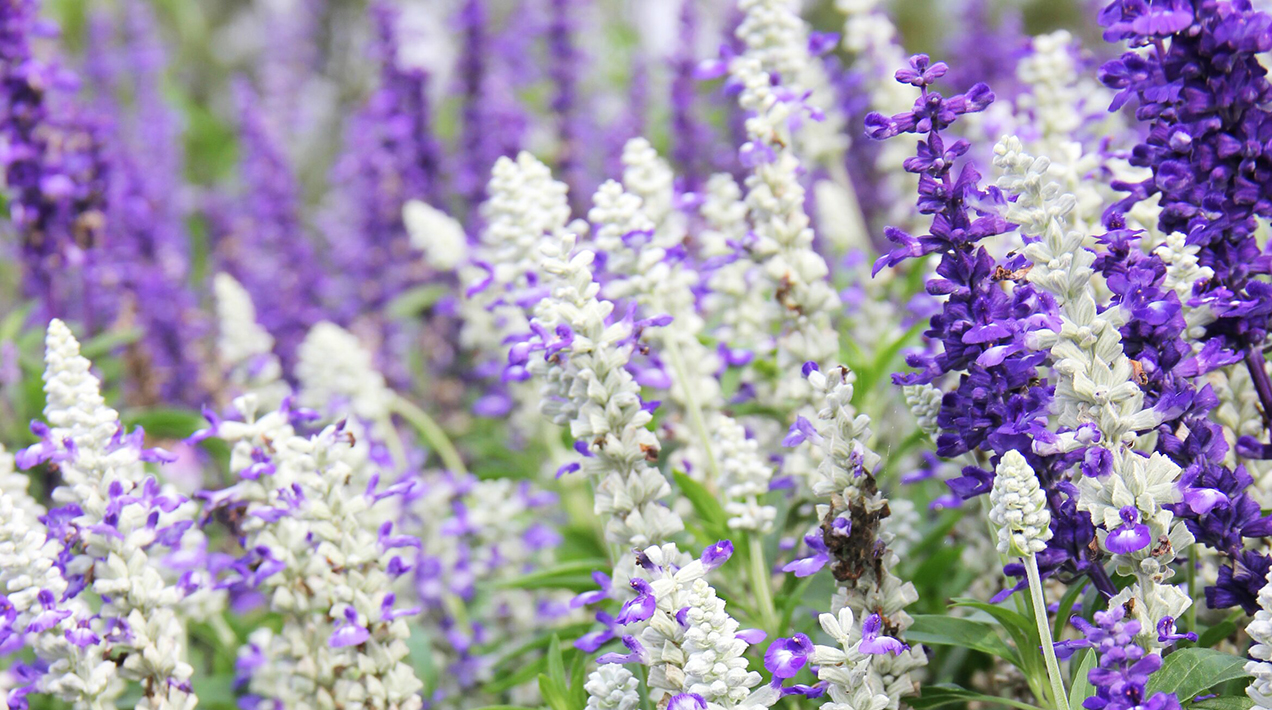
2, 0, 1272, 709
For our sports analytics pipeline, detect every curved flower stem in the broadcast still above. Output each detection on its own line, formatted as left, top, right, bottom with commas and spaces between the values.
748, 532, 778, 636
391, 395, 467, 476
1025, 554, 1069, 710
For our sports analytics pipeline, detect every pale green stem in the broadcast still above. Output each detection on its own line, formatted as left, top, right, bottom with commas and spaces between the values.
1026, 554, 1070, 710
748, 532, 779, 636
662, 334, 723, 492
391, 395, 467, 476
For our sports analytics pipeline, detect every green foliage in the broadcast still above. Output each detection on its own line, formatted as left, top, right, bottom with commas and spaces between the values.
1145, 648, 1252, 702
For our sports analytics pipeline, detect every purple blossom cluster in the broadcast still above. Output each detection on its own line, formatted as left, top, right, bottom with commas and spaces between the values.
1, 1, 1272, 710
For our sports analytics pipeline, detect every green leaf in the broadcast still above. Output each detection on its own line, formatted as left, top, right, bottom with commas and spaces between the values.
1190, 696, 1256, 710
908, 615, 1020, 665
1146, 648, 1252, 702
484, 656, 545, 694
387, 284, 452, 319
673, 470, 729, 539
1197, 612, 1243, 649
910, 683, 1045, 710
472, 706, 542, 710
1053, 581, 1088, 640
496, 559, 607, 592
948, 598, 1033, 672
122, 408, 208, 439
1069, 649, 1097, 710
79, 327, 143, 359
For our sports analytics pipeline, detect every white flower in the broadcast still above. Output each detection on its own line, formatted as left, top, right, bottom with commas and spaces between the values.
585, 666, 640, 710
1246, 569, 1272, 709
989, 451, 1052, 556
404, 199, 467, 270
297, 322, 394, 426
214, 273, 289, 409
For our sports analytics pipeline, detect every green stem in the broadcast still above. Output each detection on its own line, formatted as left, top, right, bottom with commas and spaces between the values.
749, 532, 778, 636
1026, 554, 1070, 710
391, 395, 467, 476
663, 335, 723, 492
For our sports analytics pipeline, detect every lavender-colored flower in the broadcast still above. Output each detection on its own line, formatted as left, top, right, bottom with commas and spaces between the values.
1061, 606, 1182, 710
782, 530, 829, 578
1, 0, 109, 319
1098, 0, 1272, 428
858, 613, 907, 656
764, 634, 812, 679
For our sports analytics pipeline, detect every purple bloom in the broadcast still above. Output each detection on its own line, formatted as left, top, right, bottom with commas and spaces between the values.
1104, 506, 1152, 554
859, 613, 908, 655
1063, 606, 1182, 710
329, 608, 370, 648
616, 579, 656, 625
700, 540, 734, 570
764, 634, 812, 679
667, 694, 707, 710
571, 571, 613, 608
782, 531, 830, 578
596, 635, 647, 665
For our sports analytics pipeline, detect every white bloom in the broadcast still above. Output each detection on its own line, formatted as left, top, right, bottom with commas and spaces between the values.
989, 451, 1052, 556
585, 666, 640, 710
214, 272, 289, 409
297, 322, 394, 426
404, 199, 467, 270
1246, 569, 1272, 709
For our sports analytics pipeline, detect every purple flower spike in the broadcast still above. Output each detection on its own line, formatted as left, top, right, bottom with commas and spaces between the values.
1105, 506, 1151, 555
859, 614, 908, 655
765, 634, 813, 679
616, 579, 656, 625
667, 694, 707, 710
700, 540, 734, 570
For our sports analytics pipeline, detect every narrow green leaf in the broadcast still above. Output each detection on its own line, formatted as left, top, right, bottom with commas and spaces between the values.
1145, 648, 1252, 702
1190, 696, 1256, 710
484, 656, 545, 694
1069, 649, 1097, 710
949, 598, 1033, 671
910, 683, 1045, 710
673, 470, 729, 538
496, 560, 608, 591
1053, 582, 1087, 640
538, 674, 567, 710
908, 615, 1019, 664
1197, 612, 1243, 649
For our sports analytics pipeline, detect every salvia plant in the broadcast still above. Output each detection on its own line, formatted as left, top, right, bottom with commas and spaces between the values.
1, 0, 1272, 709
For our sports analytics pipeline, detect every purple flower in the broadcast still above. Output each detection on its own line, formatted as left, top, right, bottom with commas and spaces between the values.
615, 579, 656, 625
667, 694, 707, 710
782, 531, 829, 578
597, 635, 647, 665
764, 634, 812, 679
859, 613, 908, 655
570, 571, 612, 608
1062, 606, 1181, 710
329, 608, 370, 648
1105, 507, 1152, 554
700, 540, 734, 570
